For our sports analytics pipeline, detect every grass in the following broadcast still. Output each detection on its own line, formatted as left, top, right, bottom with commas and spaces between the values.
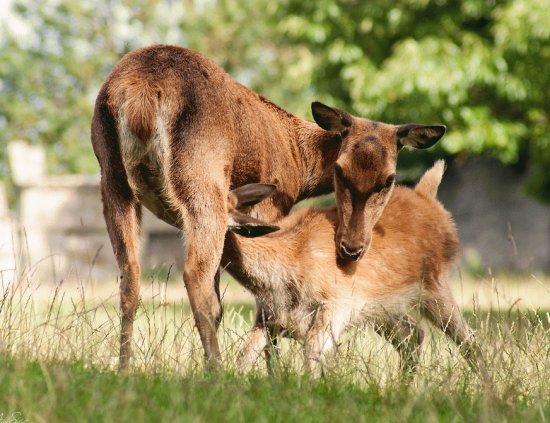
1, 273, 550, 422
2, 358, 549, 423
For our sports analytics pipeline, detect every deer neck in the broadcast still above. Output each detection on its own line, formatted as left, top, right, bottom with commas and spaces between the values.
222, 232, 294, 298
293, 120, 341, 201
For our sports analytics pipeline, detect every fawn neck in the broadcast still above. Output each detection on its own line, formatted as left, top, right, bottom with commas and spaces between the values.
222, 232, 295, 297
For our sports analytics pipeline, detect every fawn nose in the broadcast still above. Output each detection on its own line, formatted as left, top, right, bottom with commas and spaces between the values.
339, 242, 364, 261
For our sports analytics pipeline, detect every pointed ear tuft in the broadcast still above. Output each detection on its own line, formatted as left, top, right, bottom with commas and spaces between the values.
311, 101, 352, 133
230, 183, 277, 208
397, 124, 446, 149
228, 211, 280, 238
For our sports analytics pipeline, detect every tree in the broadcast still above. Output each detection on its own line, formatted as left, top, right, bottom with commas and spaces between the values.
0, 0, 176, 174
270, 0, 550, 200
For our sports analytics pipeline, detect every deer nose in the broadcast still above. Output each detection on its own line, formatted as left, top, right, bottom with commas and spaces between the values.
339, 242, 364, 261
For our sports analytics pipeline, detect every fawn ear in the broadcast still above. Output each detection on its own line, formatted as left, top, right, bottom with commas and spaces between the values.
228, 211, 280, 238
230, 183, 277, 208
311, 101, 352, 133
396, 124, 446, 149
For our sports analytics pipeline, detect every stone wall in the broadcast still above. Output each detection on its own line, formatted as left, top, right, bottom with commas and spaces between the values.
439, 157, 550, 273
0, 183, 17, 287
6, 141, 182, 283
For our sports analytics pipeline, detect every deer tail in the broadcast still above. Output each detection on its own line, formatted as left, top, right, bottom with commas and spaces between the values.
415, 160, 446, 199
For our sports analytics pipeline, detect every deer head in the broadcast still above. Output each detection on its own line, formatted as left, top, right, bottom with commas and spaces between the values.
311, 101, 446, 261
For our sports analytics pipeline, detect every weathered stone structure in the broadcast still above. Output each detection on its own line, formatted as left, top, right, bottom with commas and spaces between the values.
0, 183, 17, 286
6, 141, 181, 283
439, 157, 550, 272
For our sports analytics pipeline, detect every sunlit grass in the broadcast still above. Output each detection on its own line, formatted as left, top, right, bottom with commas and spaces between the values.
0, 269, 549, 422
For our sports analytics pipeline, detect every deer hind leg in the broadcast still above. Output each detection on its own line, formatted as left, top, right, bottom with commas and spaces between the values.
92, 90, 142, 372
161, 132, 231, 365
181, 209, 226, 363
165, 170, 227, 365
374, 314, 424, 381
100, 175, 142, 373
422, 285, 492, 384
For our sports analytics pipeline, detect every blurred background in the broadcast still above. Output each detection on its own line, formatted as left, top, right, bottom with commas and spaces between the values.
0, 0, 549, 286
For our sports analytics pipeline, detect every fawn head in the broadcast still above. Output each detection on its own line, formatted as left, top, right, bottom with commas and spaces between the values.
312, 102, 446, 261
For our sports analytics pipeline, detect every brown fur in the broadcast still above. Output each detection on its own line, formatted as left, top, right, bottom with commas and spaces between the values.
223, 162, 487, 380
91, 44, 445, 370
112, 75, 159, 143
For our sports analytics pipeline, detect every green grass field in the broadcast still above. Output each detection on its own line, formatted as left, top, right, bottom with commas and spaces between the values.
1, 275, 550, 422
2, 359, 549, 423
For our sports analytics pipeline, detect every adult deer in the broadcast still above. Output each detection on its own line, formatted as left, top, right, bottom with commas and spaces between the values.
223, 163, 488, 382
91, 44, 446, 371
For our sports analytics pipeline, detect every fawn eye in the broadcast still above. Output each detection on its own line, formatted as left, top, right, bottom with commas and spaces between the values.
374, 174, 396, 193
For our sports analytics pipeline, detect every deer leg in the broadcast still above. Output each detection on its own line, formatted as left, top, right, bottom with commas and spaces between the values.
92, 96, 143, 373
264, 329, 280, 376
169, 177, 227, 365
100, 179, 141, 373
214, 266, 223, 328
422, 285, 492, 385
374, 315, 424, 380
304, 307, 342, 376
182, 222, 225, 364
236, 326, 269, 373
254, 301, 280, 374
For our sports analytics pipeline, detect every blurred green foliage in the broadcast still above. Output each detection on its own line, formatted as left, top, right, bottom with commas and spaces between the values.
0, 0, 548, 200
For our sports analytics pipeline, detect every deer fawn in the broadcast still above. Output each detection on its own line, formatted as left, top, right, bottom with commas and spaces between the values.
91, 44, 445, 370
223, 161, 487, 380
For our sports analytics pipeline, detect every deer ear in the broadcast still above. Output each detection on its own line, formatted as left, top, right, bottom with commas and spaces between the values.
396, 124, 446, 149
227, 184, 279, 237
230, 183, 277, 208
311, 101, 352, 133
228, 211, 280, 238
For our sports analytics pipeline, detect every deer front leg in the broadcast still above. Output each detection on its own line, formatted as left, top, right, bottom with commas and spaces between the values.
264, 329, 280, 376
237, 302, 280, 374
304, 307, 342, 376
236, 326, 269, 373
254, 301, 280, 375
